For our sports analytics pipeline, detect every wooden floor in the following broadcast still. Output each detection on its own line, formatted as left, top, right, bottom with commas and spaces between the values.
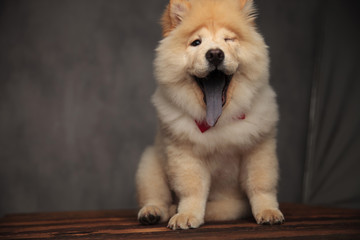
1, 203, 359, 239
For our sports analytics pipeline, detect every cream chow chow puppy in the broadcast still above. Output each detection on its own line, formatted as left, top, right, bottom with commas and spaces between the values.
136, 0, 284, 230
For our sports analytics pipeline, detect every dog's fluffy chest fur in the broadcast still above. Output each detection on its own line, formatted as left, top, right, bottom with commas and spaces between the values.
205, 151, 243, 200
153, 83, 279, 153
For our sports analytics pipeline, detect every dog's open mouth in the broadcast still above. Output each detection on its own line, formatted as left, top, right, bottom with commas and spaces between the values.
194, 70, 232, 127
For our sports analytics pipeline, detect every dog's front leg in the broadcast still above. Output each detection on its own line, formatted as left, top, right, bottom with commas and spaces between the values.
241, 136, 285, 225
166, 144, 210, 230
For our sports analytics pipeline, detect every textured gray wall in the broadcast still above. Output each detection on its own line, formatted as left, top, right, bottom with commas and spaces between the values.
1, 0, 359, 216
0, 0, 161, 215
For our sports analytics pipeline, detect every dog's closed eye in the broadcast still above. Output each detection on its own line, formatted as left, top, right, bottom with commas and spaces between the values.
224, 38, 236, 42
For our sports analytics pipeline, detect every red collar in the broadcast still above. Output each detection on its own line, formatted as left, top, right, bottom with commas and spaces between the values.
195, 113, 245, 133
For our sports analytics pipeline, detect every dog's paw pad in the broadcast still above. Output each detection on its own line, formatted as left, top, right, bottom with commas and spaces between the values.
138, 206, 162, 225
255, 209, 285, 225
167, 213, 203, 230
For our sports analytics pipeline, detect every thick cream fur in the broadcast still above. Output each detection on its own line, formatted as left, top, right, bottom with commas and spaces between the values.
136, 0, 284, 229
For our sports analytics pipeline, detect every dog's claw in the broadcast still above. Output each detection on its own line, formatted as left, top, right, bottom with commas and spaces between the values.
255, 209, 285, 225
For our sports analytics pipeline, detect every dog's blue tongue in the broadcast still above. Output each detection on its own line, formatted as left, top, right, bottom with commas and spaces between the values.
203, 71, 226, 127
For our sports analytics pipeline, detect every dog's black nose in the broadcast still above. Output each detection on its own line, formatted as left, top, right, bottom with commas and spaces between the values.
206, 49, 224, 66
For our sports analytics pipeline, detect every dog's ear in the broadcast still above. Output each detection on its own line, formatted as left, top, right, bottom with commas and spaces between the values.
161, 0, 191, 37
239, 0, 257, 21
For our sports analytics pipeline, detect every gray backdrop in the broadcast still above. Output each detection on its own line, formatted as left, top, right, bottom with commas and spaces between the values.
1, 0, 359, 216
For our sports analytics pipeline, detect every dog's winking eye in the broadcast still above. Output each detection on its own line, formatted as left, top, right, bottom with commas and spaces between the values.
224, 38, 235, 42
190, 39, 202, 47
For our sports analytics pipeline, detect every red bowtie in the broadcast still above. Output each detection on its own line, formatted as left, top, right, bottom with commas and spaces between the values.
195, 113, 246, 133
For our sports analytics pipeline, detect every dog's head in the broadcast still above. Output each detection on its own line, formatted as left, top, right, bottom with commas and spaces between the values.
154, 0, 268, 127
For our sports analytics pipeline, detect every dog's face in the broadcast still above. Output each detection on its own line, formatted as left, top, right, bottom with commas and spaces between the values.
154, 0, 268, 126
186, 27, 240, 78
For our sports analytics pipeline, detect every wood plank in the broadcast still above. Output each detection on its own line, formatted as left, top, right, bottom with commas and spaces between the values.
1, 203, 359, 239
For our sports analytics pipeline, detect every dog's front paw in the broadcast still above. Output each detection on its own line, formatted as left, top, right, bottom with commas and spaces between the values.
167, 213, 204, 230
138, 205, 162, 225
255, 208, 285, 225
